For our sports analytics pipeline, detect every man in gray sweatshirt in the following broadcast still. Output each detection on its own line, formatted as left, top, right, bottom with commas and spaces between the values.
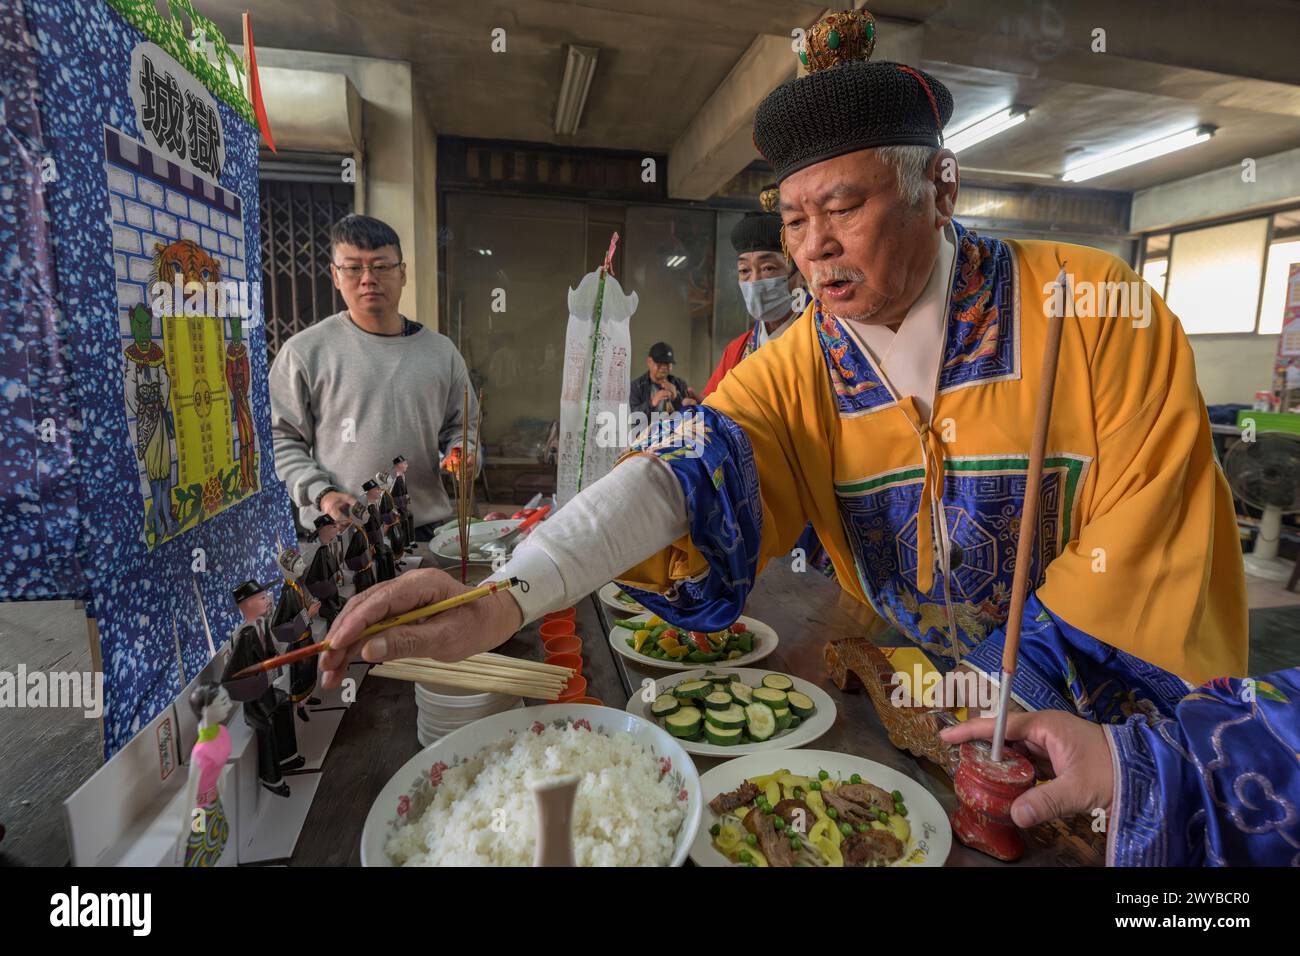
269, 215, 477, 538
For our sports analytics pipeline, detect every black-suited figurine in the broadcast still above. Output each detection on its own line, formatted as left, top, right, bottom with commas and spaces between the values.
270, 547, 322, 722
343, 499, 376, 595
363, 479, 397, 582
220, 580, 303, 797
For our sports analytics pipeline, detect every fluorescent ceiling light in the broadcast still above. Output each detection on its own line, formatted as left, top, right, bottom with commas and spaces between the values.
945, 106, 1029, 153
555, 44, 600, 136
665, 255, 686, 268
1062, 125, 1215, 182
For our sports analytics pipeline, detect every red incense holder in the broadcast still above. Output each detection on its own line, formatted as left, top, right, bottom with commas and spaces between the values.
951, 740, 1035, 861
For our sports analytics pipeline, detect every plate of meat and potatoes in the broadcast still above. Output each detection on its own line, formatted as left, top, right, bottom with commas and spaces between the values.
690, 750, 951, 867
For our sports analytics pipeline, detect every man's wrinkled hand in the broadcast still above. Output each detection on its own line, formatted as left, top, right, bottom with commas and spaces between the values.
317, 569, 523, 688
940, 710, 1114, 829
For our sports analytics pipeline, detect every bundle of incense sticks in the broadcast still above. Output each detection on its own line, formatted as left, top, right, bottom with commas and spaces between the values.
451, 387, 485, 583
372, 653, 573, 700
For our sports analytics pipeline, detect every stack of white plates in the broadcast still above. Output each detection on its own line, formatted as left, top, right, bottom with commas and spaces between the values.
413, 682, 523, 747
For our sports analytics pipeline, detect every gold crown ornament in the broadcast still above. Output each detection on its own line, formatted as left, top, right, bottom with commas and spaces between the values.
759, 183, 780, 213
799, 9, 876, 72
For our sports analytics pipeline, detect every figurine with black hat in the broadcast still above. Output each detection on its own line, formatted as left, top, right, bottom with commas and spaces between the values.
305, 514, 347, 625
391, 455, 415, 551
220, 579, 303, 797
375, 470, 408, 568
342, 499, 376, 595
363, 479, 397, 582
270, 547, 323, 722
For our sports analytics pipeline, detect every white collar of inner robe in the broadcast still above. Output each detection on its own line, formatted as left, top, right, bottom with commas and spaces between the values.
755, 313, 793, 347
838, 223, 957, 421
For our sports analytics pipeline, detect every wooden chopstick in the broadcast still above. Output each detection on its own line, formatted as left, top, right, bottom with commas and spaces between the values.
389, 657, 569, 688
394, 652, 572, 677
390, 656, 570, 685
372, 663, 561, 699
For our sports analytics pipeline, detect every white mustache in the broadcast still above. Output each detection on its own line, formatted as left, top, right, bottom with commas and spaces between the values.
810, 265, 866, 292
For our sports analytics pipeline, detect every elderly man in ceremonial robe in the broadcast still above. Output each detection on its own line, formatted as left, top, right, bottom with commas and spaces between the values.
315, 11, 1300, 866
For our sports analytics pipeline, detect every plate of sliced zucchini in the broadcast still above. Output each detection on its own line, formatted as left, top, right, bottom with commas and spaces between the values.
624, 667, 835, 757
608, 613, 777, 671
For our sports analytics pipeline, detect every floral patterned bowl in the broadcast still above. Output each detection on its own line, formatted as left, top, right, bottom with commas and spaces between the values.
360, 703, 703, 866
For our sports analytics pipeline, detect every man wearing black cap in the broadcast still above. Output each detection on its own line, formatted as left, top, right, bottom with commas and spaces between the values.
630, 342, 697, 419
319, 12, 1246, 861
704, 187, 802, 396
220, 580, 302, 797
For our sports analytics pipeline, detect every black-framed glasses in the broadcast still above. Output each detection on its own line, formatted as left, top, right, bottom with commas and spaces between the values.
333, 261, 403, 278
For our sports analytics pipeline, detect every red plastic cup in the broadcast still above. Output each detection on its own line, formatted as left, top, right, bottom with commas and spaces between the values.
542, 634, 581, 656
543, 607, 576, 623
539, 620, 576, 642
557, 674, 587, 702
545, 652, 583, 677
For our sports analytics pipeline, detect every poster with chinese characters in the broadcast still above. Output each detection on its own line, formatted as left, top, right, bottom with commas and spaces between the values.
109, 69, 260, 550
0, 0, 294, 755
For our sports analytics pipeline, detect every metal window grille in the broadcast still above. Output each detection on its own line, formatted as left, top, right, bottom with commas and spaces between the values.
258, 175, 353, 356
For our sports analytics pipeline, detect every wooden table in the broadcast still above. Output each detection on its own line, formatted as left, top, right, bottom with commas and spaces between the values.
291, 557, 1097, 866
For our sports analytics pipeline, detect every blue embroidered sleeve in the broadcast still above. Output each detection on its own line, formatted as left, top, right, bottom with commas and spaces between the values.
965, 594, 1191, 722
616, 406, 764, 631
1105, 667, 1300, 866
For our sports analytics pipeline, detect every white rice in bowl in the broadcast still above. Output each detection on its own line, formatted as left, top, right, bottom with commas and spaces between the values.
386, 720, 686, 866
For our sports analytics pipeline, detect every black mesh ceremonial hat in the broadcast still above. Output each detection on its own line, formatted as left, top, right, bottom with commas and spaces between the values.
754, 9, 953, 183
731, 183, 783, 254
362, 479, 379, 492
392, 455, 406, 464
231, 580, 269, 604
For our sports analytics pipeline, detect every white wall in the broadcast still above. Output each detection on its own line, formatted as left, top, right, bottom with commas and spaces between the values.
1188, 334, 1280, 405
1132, 146, 1300, 233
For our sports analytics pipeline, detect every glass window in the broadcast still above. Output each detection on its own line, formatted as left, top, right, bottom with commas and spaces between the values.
1141, 258, 1168, 299
620, 205, 717, 395
1258, 238, 1300, 335
443, 194, 717, 455
713, 211, 751, 369
444, 193, 587, 456
1165, 218, 1269, 334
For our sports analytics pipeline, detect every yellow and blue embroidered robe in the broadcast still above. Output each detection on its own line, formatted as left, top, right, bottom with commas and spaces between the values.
616, 222, 1248, 724
1107, 666, 1299, 866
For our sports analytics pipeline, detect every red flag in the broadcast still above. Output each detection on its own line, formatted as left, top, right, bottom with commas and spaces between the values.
242, 13, 276, 153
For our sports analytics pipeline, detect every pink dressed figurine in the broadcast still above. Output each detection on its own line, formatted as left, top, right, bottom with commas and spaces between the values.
175, 682, 233, 866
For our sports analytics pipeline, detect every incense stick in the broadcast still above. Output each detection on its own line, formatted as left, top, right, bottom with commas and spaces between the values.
458, 385, 471, 584
991, 263, 1068, 761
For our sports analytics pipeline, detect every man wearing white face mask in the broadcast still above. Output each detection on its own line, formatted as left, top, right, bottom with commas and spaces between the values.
704, 187, 803, 396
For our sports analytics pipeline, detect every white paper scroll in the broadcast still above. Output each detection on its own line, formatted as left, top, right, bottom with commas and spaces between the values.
557, 268, 637, 509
